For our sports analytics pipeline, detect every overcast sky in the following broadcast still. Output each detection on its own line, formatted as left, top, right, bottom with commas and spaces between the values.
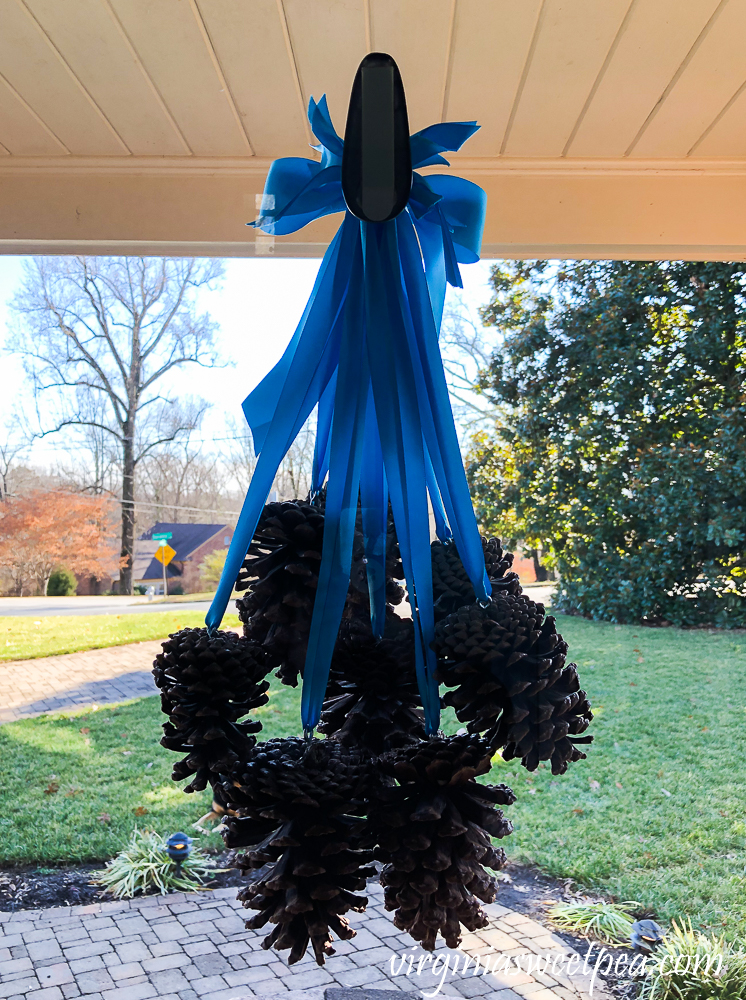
0, 255, 496, 466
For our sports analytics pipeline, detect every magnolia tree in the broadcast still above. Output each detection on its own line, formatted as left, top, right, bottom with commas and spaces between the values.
0, 490, 117, 595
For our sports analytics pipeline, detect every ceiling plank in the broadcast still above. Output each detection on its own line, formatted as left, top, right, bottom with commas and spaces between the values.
630, 0, 746, 157
694, 79, 746, 157
0, 72, 67, 154
25, 0, 188, 156
502, 0, 631, 157
445, 0, 542, 157
283, 0, 367, 134
568, 0, 721, 157
108, 0, 252, 157
369, 0, 454, 132
0, 0, 126, 154
197, 0, 309, 158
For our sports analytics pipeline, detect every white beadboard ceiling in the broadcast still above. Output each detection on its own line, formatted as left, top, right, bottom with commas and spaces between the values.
1, 0, 746, 258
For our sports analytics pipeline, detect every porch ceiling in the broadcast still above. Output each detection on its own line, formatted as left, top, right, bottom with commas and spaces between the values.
1, 0, 746, 259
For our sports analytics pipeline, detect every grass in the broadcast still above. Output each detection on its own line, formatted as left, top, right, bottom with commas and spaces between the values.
0, 680, 299, 864
0, 612, 241, 661
3, 612, 746, 941
148, 592, 234, 604
482, 615, 746, 940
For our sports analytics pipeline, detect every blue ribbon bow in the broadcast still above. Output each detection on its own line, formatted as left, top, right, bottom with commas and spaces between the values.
206, 95, 491, 735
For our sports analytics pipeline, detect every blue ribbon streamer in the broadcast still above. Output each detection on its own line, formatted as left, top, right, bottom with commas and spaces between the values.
206, 96, 490, 735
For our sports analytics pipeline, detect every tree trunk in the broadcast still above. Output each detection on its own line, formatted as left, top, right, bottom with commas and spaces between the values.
531, 549, 549, 583
120, 428, 136, 595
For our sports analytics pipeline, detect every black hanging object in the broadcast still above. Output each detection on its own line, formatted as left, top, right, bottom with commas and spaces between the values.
342, 52, 412, 223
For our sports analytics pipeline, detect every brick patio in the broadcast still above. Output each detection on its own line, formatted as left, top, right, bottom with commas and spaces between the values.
0, 882, 611, 1000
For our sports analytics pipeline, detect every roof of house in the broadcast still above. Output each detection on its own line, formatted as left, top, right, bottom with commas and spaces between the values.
136, 522, 230, 581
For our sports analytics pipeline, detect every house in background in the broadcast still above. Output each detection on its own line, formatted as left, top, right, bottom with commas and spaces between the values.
134, 523, 232, 594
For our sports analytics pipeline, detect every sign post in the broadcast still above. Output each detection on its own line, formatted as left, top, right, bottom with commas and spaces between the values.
153, 532, 174, 598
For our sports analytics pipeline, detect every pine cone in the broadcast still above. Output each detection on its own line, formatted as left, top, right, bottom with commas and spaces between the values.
318, 617, 425, 753
235, 500, 325, 686
368, 734, 514, 951
219, 738, 376, 966
434, 594, 593, 774
153, 627, 272, 792
431, 537, 521, 620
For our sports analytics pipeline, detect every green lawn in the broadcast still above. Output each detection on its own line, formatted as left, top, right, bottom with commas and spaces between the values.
2, 614, 745, 939
487, 615, 746, 939
0, 612, 241, 661
0, 681, 298, 865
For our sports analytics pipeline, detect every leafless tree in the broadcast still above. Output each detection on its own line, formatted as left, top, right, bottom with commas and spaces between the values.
8, 256, 224, 593
440, 292, 505, 443
275, 418, 315, 500
0, 411, 33, 502
219, 414, 257, 497
137, 423, 233, 523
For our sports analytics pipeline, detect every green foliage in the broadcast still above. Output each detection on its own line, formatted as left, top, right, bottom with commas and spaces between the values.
199, 548, 227, 591
547, 898, 638, 945
93, 828, 219, 897
471, 260, 746, 626
47, 566, 77, 597
640, 921, 746, 1000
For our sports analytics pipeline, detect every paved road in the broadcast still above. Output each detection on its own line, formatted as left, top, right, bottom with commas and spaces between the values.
0, 598, 213, 618
0, 882, 608, 1000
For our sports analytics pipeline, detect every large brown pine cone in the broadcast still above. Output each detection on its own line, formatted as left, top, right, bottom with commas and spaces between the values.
235, 500, 325, 686
153, 627, 273, 792
318, 617, 425, 753
367, 734, 514, 951
431, 537, 521, 620
434, 594, 593, 774
219, 738, 376, 966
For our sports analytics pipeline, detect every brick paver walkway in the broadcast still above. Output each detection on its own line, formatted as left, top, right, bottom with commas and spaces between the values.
0, 642, 164, 723
0, 631, 238, 724
0, 883, 611, 1000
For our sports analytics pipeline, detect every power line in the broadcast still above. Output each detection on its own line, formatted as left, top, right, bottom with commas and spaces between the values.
116, 497, 241, 517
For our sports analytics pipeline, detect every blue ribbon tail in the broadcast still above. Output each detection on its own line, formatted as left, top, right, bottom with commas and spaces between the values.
359, 391, 388, 637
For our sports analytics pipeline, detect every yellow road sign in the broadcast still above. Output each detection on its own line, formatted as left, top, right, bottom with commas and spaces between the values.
154, 543, 176, 567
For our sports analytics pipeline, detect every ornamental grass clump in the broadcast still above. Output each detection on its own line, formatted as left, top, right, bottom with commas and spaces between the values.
94, 828, 219, 898
547, 898, 639, 946
640, 921, 746, 1000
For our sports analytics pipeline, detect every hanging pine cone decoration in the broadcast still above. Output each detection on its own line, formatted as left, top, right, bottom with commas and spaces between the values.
153, 627, 273, 793
345, 501, 406, 620
234, 500, 325, 686
430, 536, 520, 619
369, 734, 514, 951
318, 617, 425, 753
220, 738, 376, 966
434, 594, 593, 774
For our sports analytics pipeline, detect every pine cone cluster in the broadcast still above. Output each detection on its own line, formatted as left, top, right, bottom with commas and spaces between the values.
318, 617, 425, 753
434, 594, 593, 774
431, 537, 521, 620
235, 500, 325, 686
219, 738, 376, 966
153, 628, 273, 792
345, 504, 406, 620
156, 492, 593, 960
368, 734, 514, 951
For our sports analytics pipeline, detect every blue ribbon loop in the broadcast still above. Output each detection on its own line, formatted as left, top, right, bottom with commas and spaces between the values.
206, 96, 491, 735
